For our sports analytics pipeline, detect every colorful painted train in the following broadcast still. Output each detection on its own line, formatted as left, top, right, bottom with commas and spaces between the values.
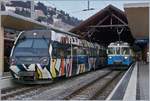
9, 29, 107, 84
107, 41, 134, 69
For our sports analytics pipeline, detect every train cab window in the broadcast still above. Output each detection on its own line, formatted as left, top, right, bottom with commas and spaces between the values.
16, 39, 33, 48
122, 47, 130, 55
33, 39, 49, 49
16, 38, 49, 48
116, 47, 120, 54
108, 47, 115, 54
14, 38, 49, 57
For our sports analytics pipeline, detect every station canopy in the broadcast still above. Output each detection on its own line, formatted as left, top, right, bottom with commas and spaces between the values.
1, 11, 47, 30
1, 11, 49, 57
70, 5, 135, 46
124, 3, 149, 40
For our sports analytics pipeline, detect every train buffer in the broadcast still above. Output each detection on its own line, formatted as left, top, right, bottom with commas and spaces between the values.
106, 62, 149, 100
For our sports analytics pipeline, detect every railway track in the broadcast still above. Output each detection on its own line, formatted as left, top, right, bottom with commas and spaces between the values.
1, 67, 108, 99
1, 73, 93, 100
63, 71, 124, 100
1, 85, 47, 100
91, 71, 124, 100
1, 67, 124, 100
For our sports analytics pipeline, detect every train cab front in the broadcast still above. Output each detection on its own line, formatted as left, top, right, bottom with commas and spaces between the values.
9, 30, 52, 84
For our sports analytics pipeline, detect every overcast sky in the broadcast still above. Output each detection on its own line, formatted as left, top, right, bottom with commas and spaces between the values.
36, 0, 150, 20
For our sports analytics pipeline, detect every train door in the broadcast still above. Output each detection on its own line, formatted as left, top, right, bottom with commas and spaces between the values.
65, 44, 72, 77
72, 46, 78, 75
77, 47, 88, 74
99, 48, 106, 67
88, 48, 96, 71
51, 42, 66, 78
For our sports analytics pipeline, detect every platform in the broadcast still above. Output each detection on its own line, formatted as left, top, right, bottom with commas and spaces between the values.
107, 62, 149, 100
137, 62, 149, 100
0, 72, 20, 90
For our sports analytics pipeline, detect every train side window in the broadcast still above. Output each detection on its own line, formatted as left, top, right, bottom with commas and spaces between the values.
94, 50, 96, 56
52, 42, 64, 58
97, 49, 99, 56
66, 46, 71, 58
73, 46, 78, 55
58, 48, 65, 58
91, 48, 96, 57
52, 48, 57, 58
89, 48, 92, 57
122, 47, 130, 55
80, 48, 87, 55
99, 49, 103, 56
77, 48, 82, 55
86, 48, 90, 55
52, 42, 58, 58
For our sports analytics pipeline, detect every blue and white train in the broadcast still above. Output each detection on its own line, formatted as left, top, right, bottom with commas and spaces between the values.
107, 41, 134, 69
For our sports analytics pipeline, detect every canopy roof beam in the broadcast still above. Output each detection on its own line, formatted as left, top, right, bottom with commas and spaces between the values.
112, 13, 127, 25
83, 15, 110, 38
90, 24, 128, 28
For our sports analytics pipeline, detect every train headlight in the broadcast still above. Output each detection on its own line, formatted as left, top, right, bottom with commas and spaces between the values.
10, 58, 16, 65
124, 56, 128, 59
40, 57, 49, 65
109, 56, 112, 59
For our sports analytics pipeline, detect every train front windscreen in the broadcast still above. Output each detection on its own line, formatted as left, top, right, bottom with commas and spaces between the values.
107, 47, 115, 55
11, 35, 50, 65
121, 47, 130, 55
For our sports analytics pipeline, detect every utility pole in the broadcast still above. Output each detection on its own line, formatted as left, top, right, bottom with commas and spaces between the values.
0, 0, 1, 12
0, 0, 4, 78
0, 0, 2, 77
30, 0, 35, 19
117, 27, 124, 43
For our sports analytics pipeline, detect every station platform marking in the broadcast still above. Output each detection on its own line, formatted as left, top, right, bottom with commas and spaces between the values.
0, 76, 19, 90
123, 62, 137, 100
106, 63, 135, 100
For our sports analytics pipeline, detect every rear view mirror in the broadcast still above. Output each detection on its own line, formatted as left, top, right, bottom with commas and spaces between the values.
106, 50, 108, 54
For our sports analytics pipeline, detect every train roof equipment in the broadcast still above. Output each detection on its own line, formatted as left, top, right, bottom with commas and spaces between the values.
108, 41, 130, 47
